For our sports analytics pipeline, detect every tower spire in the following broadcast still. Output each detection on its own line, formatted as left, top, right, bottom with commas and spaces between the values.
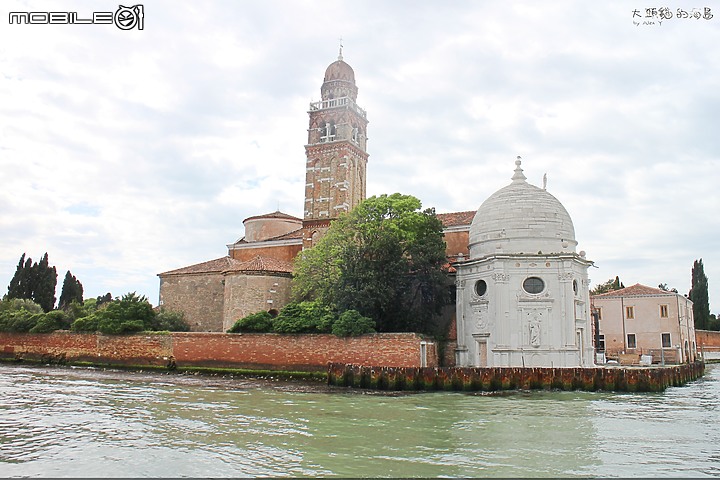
338, 37, 343, 60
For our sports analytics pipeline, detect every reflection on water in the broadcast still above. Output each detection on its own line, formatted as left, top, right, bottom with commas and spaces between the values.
0, 364, 718, 477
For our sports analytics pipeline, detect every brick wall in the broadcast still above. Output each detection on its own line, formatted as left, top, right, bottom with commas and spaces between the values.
697, 329, 720, 348
444, 230, 469, 257
0, 331, 437, 371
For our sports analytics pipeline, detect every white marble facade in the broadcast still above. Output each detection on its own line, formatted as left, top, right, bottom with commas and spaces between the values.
455, 158, 595, 368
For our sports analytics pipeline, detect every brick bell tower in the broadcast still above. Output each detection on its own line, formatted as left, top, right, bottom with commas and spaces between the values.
302, 47, 369, 247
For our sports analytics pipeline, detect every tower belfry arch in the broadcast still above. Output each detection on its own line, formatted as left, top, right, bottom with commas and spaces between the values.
302, 52, 369, 247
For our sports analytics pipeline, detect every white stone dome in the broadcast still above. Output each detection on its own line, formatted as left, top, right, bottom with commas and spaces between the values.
469, 158, 576, 258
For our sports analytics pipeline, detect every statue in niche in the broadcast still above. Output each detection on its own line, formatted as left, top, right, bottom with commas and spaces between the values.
529, 321, 540, 346
527, 311, 542, 347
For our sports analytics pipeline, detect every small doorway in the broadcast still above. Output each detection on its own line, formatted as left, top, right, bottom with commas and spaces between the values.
472, 333, 489, 367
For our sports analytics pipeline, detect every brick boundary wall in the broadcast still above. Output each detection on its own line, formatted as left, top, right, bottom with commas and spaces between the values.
0, 331, 437, 371
697, 330, 720, 348
327, 362, 706, 393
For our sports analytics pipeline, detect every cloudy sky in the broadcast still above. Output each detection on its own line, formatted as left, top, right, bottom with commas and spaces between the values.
1, 1, 719, 312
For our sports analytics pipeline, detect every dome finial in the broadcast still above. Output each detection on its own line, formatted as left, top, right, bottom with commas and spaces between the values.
338, 37, 343, 60
512, 155, 527, 183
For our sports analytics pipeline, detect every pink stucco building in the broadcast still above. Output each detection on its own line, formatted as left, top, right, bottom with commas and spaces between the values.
591, 284, 697, 364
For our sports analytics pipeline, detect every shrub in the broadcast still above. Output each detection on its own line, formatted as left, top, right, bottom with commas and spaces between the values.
8, 311, 44, 333
74, 292, 155, 334
272, 301, 337, 334
153, 309, 190, 332
332, 310, 376, 337
5, 298, 44, 314
228, 311, 274, 333
29, 310, 68, 333
66, 299, 97, 322
0, 299, 51, 332
97, 318, 145, 335
71, 315, 99, 332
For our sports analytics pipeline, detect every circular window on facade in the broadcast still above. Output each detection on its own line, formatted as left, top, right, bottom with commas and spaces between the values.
474, 280, 487, 297
523, 277, 545, 294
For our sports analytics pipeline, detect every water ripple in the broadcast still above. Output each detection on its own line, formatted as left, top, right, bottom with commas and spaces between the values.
1, 364, 719, 477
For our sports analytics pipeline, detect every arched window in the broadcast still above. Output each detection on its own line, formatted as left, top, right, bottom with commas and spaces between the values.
321, 122, 336, 142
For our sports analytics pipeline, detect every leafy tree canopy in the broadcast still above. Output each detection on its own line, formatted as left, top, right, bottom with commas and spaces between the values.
591, 276, 625, 296
293, 193, 449, 333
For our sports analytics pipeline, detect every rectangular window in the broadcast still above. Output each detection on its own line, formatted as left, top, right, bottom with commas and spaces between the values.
660, 305, 669, 318
627, 333, 637, 349
625, 306, 634, 319
596, 308, 602, 321
597, 334, 605, 351
662, 333, 671, 348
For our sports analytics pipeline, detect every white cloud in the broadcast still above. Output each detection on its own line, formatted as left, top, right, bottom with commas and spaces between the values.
1, 0, 718, 313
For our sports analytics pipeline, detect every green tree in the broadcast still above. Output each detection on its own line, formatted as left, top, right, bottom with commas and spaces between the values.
689, 259, 710, 330
331, 310, 375, 337
272, 301, 336, 333
7, 254, 33, 300
29, 310, 69, 333
293, 193, 448, 333
58, 271, 84, 310
6, 253, 57, 312
32, 253, 57, 312
591, 276, 625, 295
707, 313, 719, 332
96, 293, 113, 306
70, 292, 155, 334
0, 298, 44, 332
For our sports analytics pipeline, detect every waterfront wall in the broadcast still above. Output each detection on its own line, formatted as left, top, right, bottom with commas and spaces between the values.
0, 331, 437, 371
327, 362, 706, 393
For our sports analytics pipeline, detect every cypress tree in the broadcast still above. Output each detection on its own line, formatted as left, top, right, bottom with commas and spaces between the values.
33, 253, 57, 312
58, 270, 84, 310
7, 253, 33, 299
689, 259, 710, 330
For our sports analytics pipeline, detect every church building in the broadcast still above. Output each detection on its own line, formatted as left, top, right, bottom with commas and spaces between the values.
158, 53, 595, 369
158, 52, 473, 333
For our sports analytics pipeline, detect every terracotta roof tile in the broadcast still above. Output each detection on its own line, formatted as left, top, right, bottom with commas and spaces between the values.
437, 211, 475, 228
160, 255, 294, 276
266, 228, 304, 241
593, 283, 676, 298
159, 256, 243, 276
224, 255, 294, 274
243, 210, 302, 223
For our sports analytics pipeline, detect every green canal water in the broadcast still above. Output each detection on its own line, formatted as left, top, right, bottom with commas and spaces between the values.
1, 363, 718, 477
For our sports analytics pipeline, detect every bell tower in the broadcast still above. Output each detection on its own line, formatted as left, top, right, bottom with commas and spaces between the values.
302, 48, 369, 247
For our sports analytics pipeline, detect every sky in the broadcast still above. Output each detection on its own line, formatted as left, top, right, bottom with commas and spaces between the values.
1, 1, 719, 312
